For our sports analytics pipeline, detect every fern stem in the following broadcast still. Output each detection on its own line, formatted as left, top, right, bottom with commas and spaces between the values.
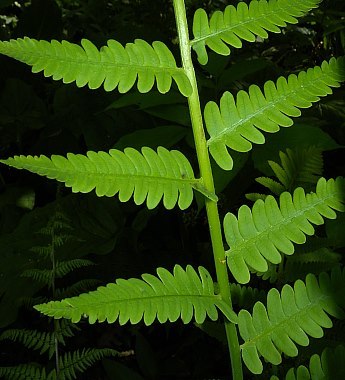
51, 200, 61, 379
172, 1, 243, 379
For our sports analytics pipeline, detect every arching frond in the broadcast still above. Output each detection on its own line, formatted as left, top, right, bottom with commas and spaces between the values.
205, 58, 345, 170
0, 348, 117, 380
34, 265, 237, 325
55, 259, 94, 278
247, 147, 323, 201
224, 177, 345, 284
0, 147, 214, 210
30, 245, 53, 256
192, 0, 321, 64
0, 38, 192, 96
239, 267, 345, 374
49, 348, 118, 380
21, 259, 94, 287
0, 321, 79, 359
270, 345, 345, 380
0, 364, 47, 380
0, 329, 57, 358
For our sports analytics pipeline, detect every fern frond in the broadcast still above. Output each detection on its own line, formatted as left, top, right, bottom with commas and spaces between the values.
224, 177, 345, 284
256, 177, 286, 195
30, 245, 53, 256
48, 348, 118, 380
58, 319, 81, 338
271, 345, 345, 379
53, 234, 74, 247
5, 329, 57, 356
245, 192, 268, 202
259, 147, 323, 195
0, 364, 47, 380
0, 321, 79, 359
0, 38, 192, 96
274, 148, 322, 188
0, 147, 212, 210
192, 0, 321, 64
246, 179, 284, 202
205, 58, 345, 169
55, 259, 94, 278
38, 212, 72, 235
238, 267, 345, 374
246, 147, 323, 201
0, 329, 55, 357
34, 265, 237, 325
0, 349, 118, 380
21, 268, 54, 286
21, 259, 94, 286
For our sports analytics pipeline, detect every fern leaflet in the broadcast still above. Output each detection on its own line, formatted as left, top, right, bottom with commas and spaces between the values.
34, 265, 237, 325
192, 0, 321, 65
224, 177, 345, 284
0, 147, 215, 210
239, 267, 345, 374
205, 57, 345, 170
0, 38, 192, 96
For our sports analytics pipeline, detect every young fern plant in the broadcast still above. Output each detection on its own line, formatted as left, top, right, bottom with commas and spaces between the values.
1, 0, 345, 378
0, 209, 117, 380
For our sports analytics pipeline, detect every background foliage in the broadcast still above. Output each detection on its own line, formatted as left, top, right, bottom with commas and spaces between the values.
0, 0, 344, 379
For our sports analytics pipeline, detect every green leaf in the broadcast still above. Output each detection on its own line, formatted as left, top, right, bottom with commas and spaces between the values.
239, 268, 345, 374
34, 265, 238, 325
224, 177, 345, 284
0, 38, 192, 96
205, 58, 345, 170
0, 147, 200, 210
191, 0, 322, 65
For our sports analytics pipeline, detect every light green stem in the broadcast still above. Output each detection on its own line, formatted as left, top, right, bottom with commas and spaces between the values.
172, 1, 243, 379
